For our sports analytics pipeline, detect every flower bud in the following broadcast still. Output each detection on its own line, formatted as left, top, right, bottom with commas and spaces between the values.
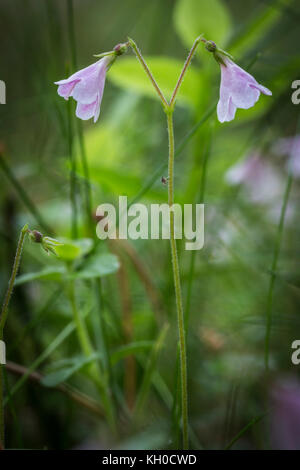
29, 230, 43, 243
28, 228, 63, 256
113, 43, 128, 56
205, 40, 217, 53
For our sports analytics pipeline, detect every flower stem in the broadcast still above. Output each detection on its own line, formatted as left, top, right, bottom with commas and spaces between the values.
264, 172, 293, 370
128, 38, 169, 107
170, 36, 202, 107
0, 223, 29, 448
129, 39, 190, 449
0, 225, 28, 336
166, 111, 189, 449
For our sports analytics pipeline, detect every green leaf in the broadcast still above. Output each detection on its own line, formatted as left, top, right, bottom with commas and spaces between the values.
108, 56, 202, 107
71, 253, 120, 280
41, 353, 102, 387
15, 266, 67, 285
55, 238, 94, 260
4, 322, 76, 405
111, 341, 154, 365
173, 0, 231, 48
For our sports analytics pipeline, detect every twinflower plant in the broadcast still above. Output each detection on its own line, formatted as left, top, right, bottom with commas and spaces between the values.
55, 35, 272, 450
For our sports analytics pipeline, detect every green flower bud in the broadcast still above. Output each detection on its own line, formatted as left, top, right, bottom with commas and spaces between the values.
28, 229, 63, 256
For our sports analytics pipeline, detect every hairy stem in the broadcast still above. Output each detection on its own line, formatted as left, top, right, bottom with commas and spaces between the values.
129, 39, 190, 449
0, 224, 28, 448
166, 111, 189, 449
170, 36, 202, 107
128, 38, 168, 107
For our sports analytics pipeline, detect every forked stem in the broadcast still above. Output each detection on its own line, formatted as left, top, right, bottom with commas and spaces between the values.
128, 38, 194, 449
170, 36, 203, 107
128, 38, 169, 107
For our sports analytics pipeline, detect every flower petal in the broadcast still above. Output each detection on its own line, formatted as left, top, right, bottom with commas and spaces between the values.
72, 59, 107, 104
250, 83, 272, 96
56, 80, 80, 100
75, 99, 98, 121
217, 94, 237, 123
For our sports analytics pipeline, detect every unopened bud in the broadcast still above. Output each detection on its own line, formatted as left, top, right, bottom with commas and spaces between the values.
205, 40, 217, 53
113, 43, 128, 56
28, 229, 43, 243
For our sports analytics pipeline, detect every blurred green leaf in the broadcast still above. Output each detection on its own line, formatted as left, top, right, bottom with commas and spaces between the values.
55, 238, 94, 260
72, 252, 120, 280
174, 0, 231, 48
15, 266, 67, 285
108, 56, 202, 107
15, 252, 119, 285
41, 353, 102, 387
111, 341, 154, 365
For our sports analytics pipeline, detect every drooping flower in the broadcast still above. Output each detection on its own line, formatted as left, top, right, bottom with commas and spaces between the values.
217, 57, 272, 123
55, 56, 112, 123
273, 135, 300, 177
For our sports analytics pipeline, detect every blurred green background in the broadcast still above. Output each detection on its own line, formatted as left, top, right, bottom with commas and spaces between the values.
0, 0, 299, 450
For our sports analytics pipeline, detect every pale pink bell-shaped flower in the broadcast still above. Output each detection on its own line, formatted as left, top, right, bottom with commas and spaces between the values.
55, 56, 110, 123
217, 57, 272, 123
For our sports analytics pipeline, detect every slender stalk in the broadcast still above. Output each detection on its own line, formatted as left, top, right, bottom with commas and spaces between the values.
225, 411, 267, 450
264, 172, 293, 370
0, 225, 28, 336
129, 39, 190, 449
0, 224, 28, 448
67, 280, 116, 432
68, 280, 94, 358
170, 36, 202, 107
128, 38, 169, 107
166, 111, 189, 449
77, 125, 93, 234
